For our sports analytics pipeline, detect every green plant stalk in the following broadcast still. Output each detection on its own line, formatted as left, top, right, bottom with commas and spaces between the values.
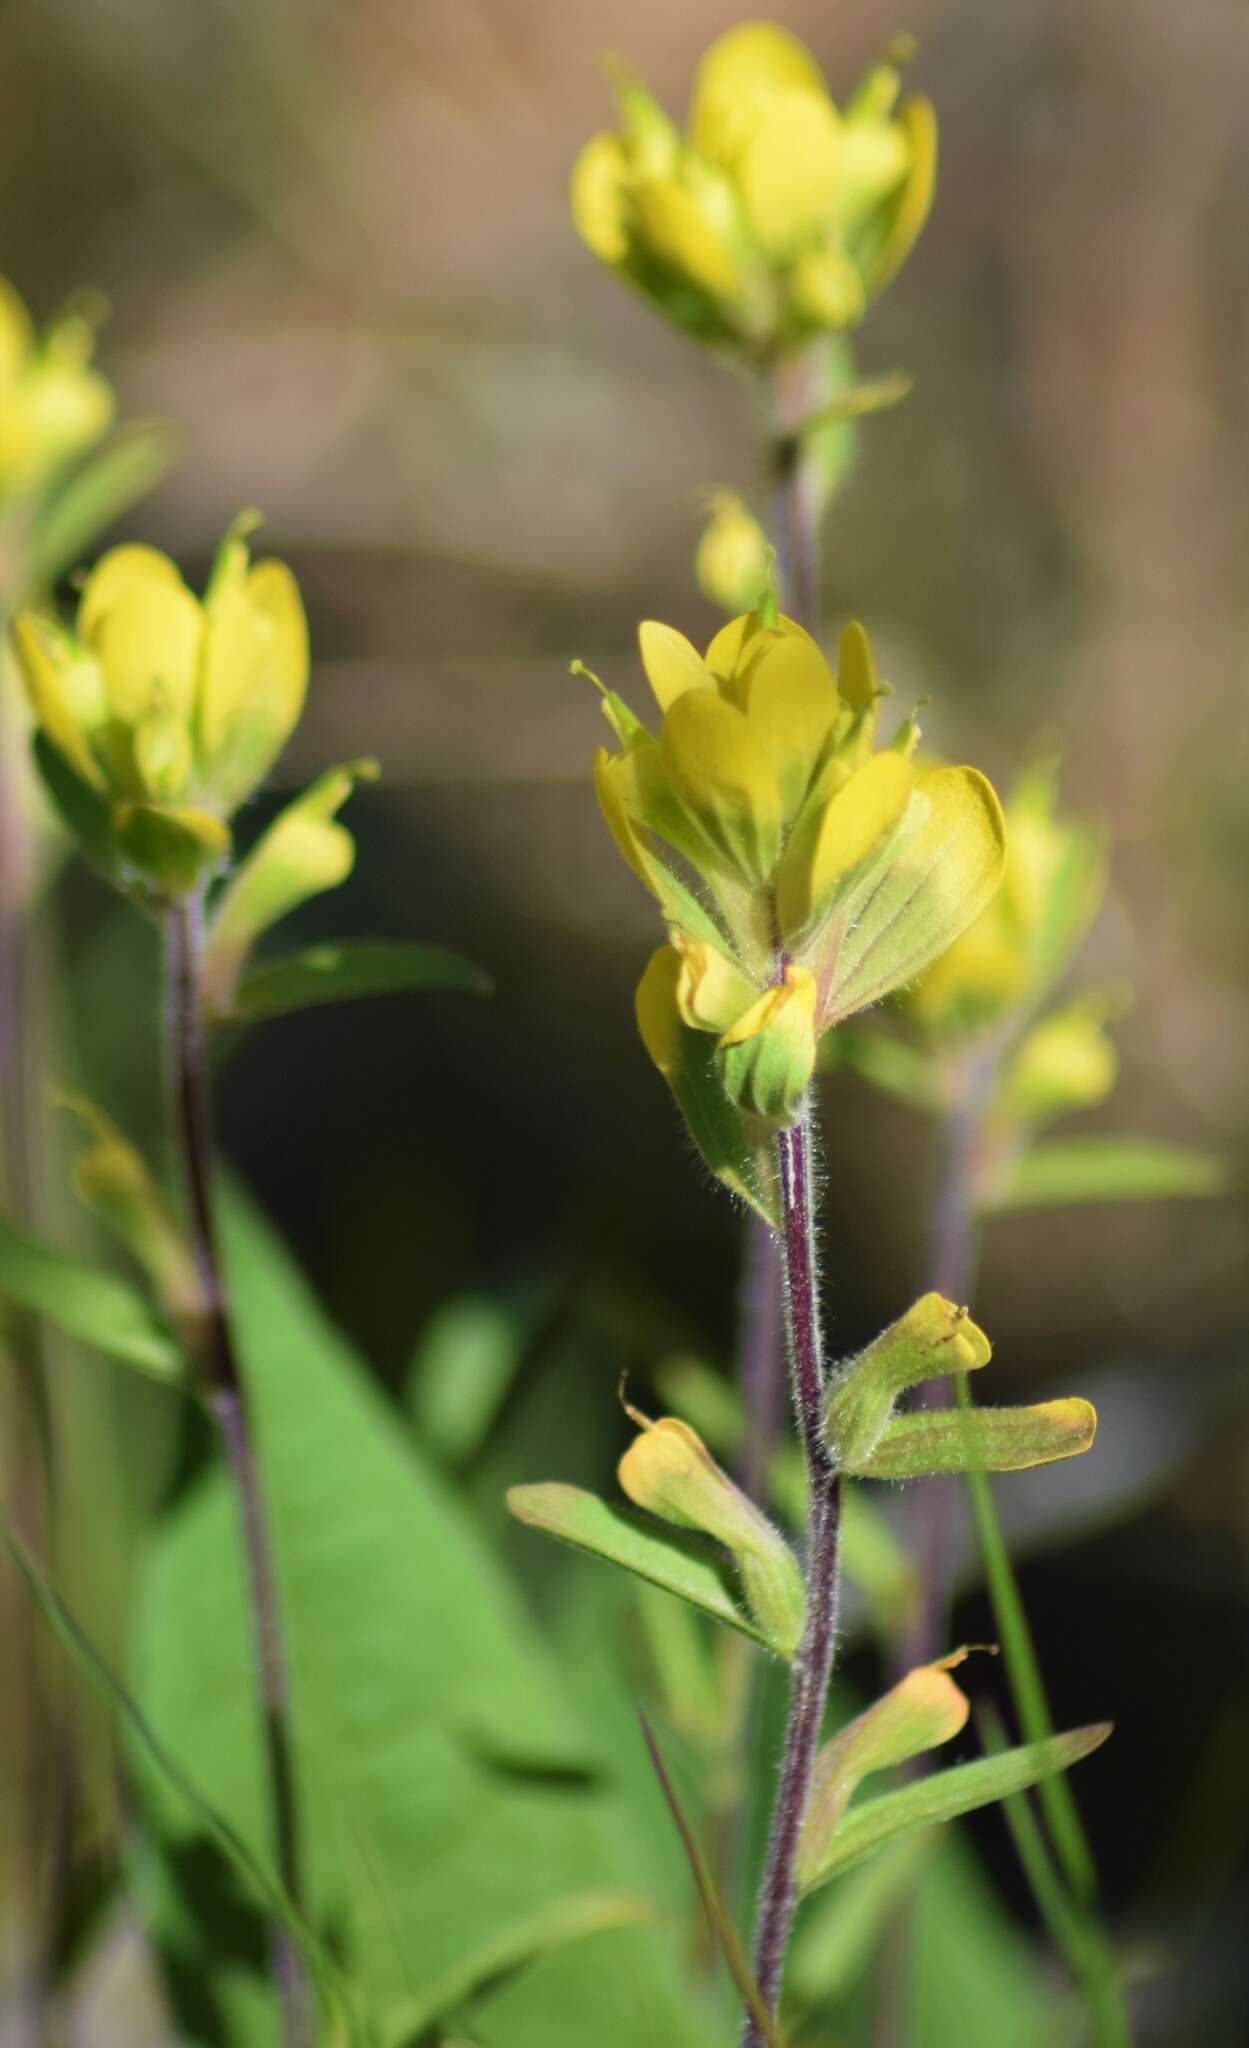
915, 1064, 1129, 2042
163, 894, 310, 2048
744, 1106, 843, 2043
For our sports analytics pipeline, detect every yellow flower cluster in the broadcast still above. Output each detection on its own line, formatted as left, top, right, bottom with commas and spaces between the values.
0, 277, 114, 504
571, 22, 935, 354
592, 604, 1004, 1123
13, 516, 308, 896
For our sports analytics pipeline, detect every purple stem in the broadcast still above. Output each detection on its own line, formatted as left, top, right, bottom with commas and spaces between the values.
164, 898, 309, 2047
743, 1110, 843, 2042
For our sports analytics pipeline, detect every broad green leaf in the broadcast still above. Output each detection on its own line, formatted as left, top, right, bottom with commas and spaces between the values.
848, 1398, 1097, 1479
223, 939, 489, 1026
635, 950, 779, 1225
0, 1521, 349, 2029
30, 421, 181, 587
0, 1213, 184, 1384
787, 1834, 931, 2007
507, 1482, 765, 1648
797, 1656, 973, 1888
800, 1724, 1112, 1893
134, 1196, 720, 2048
980, 1136, 1226, 1212
826, 767, 1007, 1024
824, 1294, 991, 1473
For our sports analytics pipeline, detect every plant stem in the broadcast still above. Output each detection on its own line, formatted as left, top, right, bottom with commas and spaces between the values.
744, 1108, 842, 2043
163, 895, 309, 2048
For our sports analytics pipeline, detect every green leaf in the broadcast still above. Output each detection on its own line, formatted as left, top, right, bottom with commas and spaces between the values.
30, 421, 180, 587
820, 1021, 941, 1110
506, 1482, 766, 1648
800, 1724, 1112, 1893
0, 1213, 184, 1383
407, 1294, 524, 1468
824, 1294, 991, 1473
134, 1194, 720, 2048
223, 939, 490, 1026
659, 1014, 780, 1225
981, 1136, 1226, 1211
847, 1399, 1097, 1480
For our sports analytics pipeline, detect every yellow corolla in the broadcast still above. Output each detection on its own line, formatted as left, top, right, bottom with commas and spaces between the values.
571, 21, 936, 353
591, 603, 1005, 1124
0, 277, 114, 502
12, 514, 308, 896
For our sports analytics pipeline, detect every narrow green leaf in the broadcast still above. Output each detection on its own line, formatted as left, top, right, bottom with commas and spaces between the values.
30, 421, 180, 586
792, 369, 914, 440
849, 1399, 1097, 1479
638, 1713, 782, 2048
506, 1482, 766, 1647
384, 1891, 650, 2047
224, 940, 491, 1026
407, 1295, 524, 1467
801, 1724, 1112, 1892
0, 1521, 348, 2025
820, 1022, 942, 1110
0, 1213, 184, 1383
981, 1137, 1226, 1212
787, 1834, 931, 2005
661, 1018, 780, 1225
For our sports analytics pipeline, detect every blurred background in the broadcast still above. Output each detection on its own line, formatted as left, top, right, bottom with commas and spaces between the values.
1, 0, 1247, 2042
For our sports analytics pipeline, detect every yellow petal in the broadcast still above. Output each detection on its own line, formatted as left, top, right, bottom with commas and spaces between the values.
570, 131, 631, 264
827, 765, 1007, 1021
790, 243, 866, 328
0, 276, 34, 383
705, 607, 816, 687
92, 581, 203, 725
133, 709, 193, 803
778, 749, 914, 943
837, 619, 880, 710
202, 559, 309, 810
634, 945, 684, 1078
740, 631, 839, 822
661, 688, 780, 883
632, 172, 742, 299
695, 492, 770, 616
738, 91, 844, 260
78, 545, 186, 643
11, 614, 106, 789
690, 22, 827, 169
672, 934, 756, 1032
857, 97, 937, 297
638, 620, 715, 712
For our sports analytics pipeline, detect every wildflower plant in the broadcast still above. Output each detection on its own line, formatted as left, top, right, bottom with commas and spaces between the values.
510, 22, 1126, 2044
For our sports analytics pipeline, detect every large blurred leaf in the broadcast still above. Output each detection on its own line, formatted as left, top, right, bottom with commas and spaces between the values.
0, 1214, 183, 1383
133, 1195, 720, 2048
981, 1136, 1225, 1211
222, 938, 489, 1025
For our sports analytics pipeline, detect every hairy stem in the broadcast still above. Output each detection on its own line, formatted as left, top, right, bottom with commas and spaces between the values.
164, 896, 309, 2047
744, 1109, 842, 2042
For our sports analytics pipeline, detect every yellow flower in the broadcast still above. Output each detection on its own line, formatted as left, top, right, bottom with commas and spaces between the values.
589, 604, 1005, 1124
570, 23, 936, 354
11, 513, 308, 897
695, 490, 771, 615
0, 278, 114, 503
906, 763, 1106, 1039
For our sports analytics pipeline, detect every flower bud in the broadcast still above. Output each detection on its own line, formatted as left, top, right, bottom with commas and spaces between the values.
695, 492, 770, 615
0, 278, 113, 503
719, 964, 818, 1124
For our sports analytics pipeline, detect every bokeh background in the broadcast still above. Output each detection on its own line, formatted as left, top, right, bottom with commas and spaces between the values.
2, 0, 1248, 2041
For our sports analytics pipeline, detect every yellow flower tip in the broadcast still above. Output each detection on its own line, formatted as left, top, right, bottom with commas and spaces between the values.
570, 131, 630, 265
637, 619, 714, 712
690, 21, 827, 170
719, 962, 816, 1049
672, 933, 757, 1033
837, 619, 882, 711
617, 1414, 715, 1519
910, 1292, 992, 1373
695, 493, 771, 617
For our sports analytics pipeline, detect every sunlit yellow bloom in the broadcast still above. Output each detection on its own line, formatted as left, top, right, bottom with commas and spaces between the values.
571, 23, 936, 354
11, 513, 309, 898
590, 604, 1004, 1124
0, 277, 114, 502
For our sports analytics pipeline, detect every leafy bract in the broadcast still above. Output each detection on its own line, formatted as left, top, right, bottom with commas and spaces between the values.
847, 1399, 1097, 1480
980, 1136, 1226, 1212
223, 940, 489, 1026
0, 1213, 184, 1384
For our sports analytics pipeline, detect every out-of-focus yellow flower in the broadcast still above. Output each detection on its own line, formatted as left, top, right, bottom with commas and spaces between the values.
695, 490, 771, 614
571, 23, 936, 355
589, 602, 1004, 1124
0, 278, 115, 504
11, 513, 308, 897
906, 763, 1106, 1040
